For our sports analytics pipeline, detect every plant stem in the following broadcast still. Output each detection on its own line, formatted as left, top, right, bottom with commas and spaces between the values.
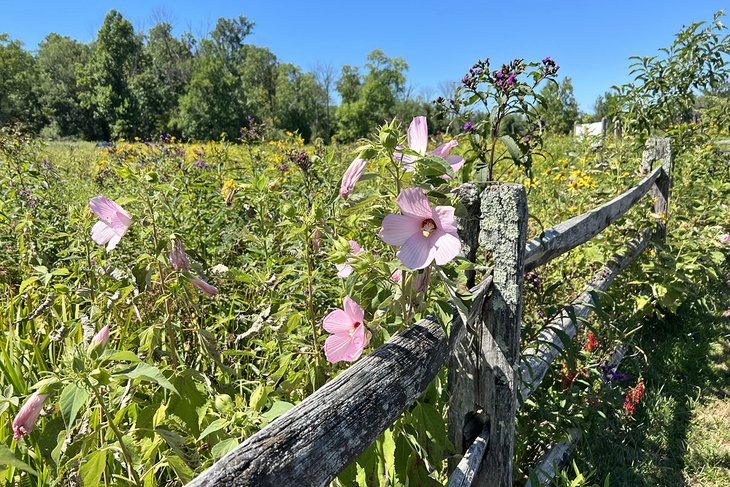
88, 382, 141, 486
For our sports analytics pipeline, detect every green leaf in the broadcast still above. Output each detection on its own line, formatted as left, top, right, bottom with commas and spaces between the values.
79, 449, 107, 487
0, 445, 37, 476
261, 401, 294, 425
116, 363, 178, 394
167, 455, 194, 483
197, 419, 229, 441
103, 351, 140, 363
211, 437, 239, 460
59, 383, 89, 428
499, 134, 523, 165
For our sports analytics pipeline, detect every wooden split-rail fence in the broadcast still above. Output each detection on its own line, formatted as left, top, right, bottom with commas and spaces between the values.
188, 139, 673, 487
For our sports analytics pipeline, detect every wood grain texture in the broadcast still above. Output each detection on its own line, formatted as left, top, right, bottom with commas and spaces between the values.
640, 138, 672, 241
445, 423, 490, 487
523, 166, 661, 271
448, 183, 527, 486
518, 228, 652, 402
187, 317, 448, 487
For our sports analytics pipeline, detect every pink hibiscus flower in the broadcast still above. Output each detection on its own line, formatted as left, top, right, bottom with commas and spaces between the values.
12, 391, 49, 441
335, 240, 363, 278
340, 158, 367, 200
323, 296, 368, 363
719, 233, 730, 244
380, 187, 461, 270
395, 116, 464, 174
89, 196, 132, 251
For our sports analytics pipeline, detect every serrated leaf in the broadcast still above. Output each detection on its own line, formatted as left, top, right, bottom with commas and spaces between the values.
79, 449, 106, 487
116, 363, 177, 394
59, 383, 89, 428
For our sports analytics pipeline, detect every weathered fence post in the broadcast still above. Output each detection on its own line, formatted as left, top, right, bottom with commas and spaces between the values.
640, 138, 673, 241
448, 183, 528, 485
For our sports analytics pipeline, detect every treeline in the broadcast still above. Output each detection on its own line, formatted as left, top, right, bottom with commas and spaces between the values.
0, 10, 441, 143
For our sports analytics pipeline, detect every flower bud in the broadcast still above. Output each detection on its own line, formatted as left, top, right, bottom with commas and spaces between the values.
12, 391, 50, 441
91, 325, 110, 352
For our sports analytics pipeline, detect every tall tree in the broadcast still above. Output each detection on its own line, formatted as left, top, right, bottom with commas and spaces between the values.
0, 35, 44, 132
78, 10, 144, 139
537, 76, 580, 134
335, 50, 408, 142
36, 33, 93, 138
132, 22, 193, 136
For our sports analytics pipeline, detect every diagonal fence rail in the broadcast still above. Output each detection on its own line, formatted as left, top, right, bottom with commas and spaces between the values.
188, 139, 672, 487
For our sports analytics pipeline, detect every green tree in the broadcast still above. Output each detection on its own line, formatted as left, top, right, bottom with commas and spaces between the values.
335, 50, 408, 142
36, 33, 94, 138
273, 64, 326, 141
0, 35, 44, 132
78, 10, 144, 139
537, 76, 580, 134
132, 23, 193, 137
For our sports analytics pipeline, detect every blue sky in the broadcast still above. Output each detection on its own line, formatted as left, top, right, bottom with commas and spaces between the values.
2, 1, 727, 112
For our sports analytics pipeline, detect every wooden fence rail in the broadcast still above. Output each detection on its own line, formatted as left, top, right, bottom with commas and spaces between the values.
188, 139, 672, 487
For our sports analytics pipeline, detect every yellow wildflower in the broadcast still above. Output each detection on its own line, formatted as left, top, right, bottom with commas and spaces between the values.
221, 179, 237, 207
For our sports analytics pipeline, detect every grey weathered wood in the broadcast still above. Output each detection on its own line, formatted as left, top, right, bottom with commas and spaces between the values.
445, 423, 490, 487
518, 228, 652, 401
448, 183, 527, 486
525, 428, 580, 486
640, 138, 672, 241
456, 183, 481, 289
188, 317, 448, 487
524, 166, 661, 271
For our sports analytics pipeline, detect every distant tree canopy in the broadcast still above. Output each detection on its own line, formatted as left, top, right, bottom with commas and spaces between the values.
0, 9, 436, 143
536, 76, 580, 135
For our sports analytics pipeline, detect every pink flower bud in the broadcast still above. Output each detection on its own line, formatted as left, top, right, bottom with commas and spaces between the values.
190, 276, 218, 297
340, 158, 367, 200
390, 269, 402, 283
91, 325, 110, 351
12, 391, 50, 441
169, 238, 190, 271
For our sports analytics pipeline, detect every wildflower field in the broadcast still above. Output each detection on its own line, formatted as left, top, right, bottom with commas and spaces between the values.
1, 110, 729, 486
1, 10, 730, 486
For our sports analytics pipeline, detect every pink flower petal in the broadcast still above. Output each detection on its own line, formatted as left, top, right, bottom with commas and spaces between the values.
322, 309, 353, 334
13, 392, 49, 441
336, 263, 354, 278
398, 232, 435, 270
89, 196, 132, 229
106, 233, 123, 252
348, 240, 362, 254
345, 325, 367, 361
324, 333, 355, 363
408, 116, 428, 156
190, 277, 218, 297
91, 221, 115, 245
432, 206, 458, 234
444, 154, 465, 172
340, 158, 367, 200
432, 140, 458, 158
380, 214, 422, 246
343, 296, 364, 324
396, 187, 432, 219
431, 231, 461, 266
